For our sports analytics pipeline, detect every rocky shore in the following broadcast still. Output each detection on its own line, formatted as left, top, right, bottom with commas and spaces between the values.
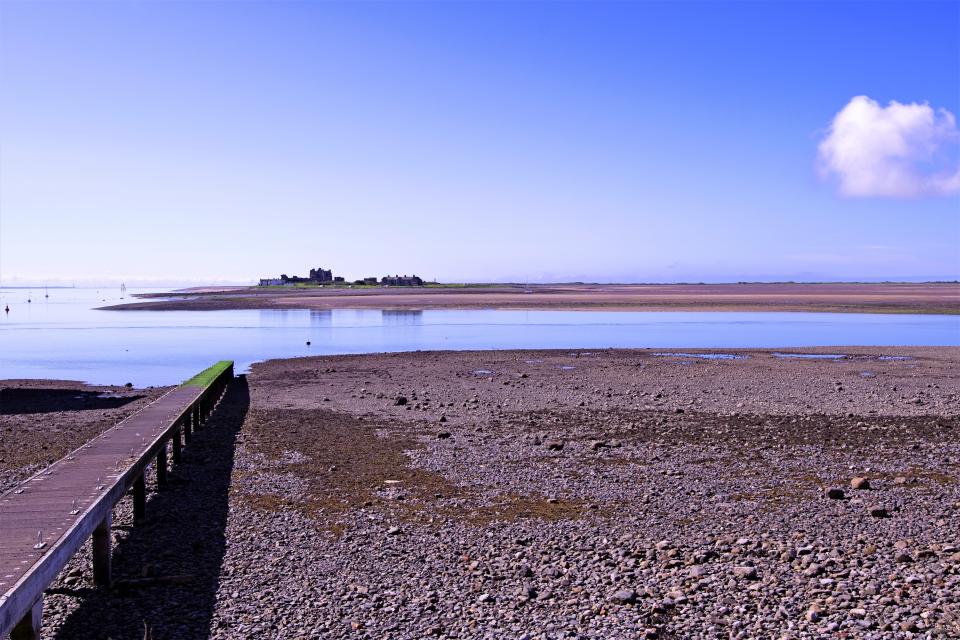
3, 347, 959, 638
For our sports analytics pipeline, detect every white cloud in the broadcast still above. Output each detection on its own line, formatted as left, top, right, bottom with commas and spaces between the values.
817, 95, 960, 198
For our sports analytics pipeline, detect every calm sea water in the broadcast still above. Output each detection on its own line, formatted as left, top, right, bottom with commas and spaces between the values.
1, 287, 957, 386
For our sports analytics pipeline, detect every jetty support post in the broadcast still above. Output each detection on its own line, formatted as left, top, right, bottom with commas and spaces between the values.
92, 514, 112, 587
172, 424, 182, 465
183, 411, 192, 444
10, 598, 42, 640
133, 471, 146, 524
156, 441, 168, 488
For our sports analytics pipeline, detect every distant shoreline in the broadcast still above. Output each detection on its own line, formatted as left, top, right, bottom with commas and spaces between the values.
101, 282, 960, 315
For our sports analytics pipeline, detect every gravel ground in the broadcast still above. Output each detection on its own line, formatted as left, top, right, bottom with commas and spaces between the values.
5, 347, 959, 639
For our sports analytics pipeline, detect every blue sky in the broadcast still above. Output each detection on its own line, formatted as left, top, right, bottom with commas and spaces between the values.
0, 0, 957, 285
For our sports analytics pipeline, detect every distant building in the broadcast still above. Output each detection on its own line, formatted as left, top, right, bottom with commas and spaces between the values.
258, 267, 427, 287
381, 274, 424, 287
259, 266, 337, 286
309, 267, 333, 282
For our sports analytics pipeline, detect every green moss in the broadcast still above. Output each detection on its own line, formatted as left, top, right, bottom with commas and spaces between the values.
183, 361, 234, 388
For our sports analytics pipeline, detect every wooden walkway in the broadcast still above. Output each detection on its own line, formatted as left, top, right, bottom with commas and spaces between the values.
0, 362, 234, 640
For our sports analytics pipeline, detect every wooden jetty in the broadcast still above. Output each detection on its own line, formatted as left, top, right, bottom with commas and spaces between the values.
0, 361, 234, 639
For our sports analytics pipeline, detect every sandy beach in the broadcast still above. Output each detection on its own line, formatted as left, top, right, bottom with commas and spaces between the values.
104, 283, 960, 315
3, 347, 959, 638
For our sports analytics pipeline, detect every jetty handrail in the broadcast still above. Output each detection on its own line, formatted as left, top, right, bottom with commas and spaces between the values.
0, 361, 234, 640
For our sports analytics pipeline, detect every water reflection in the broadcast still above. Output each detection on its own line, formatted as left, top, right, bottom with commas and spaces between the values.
381, 310, 424, 325
310, 310, 333, 326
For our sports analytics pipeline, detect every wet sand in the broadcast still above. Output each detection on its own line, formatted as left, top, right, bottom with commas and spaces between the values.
5, 347, 960, 638
105, 282, 960, 314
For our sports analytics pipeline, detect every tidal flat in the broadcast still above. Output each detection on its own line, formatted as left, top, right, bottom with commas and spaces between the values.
108, 282, 960, 315
2, 347, 959, 638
